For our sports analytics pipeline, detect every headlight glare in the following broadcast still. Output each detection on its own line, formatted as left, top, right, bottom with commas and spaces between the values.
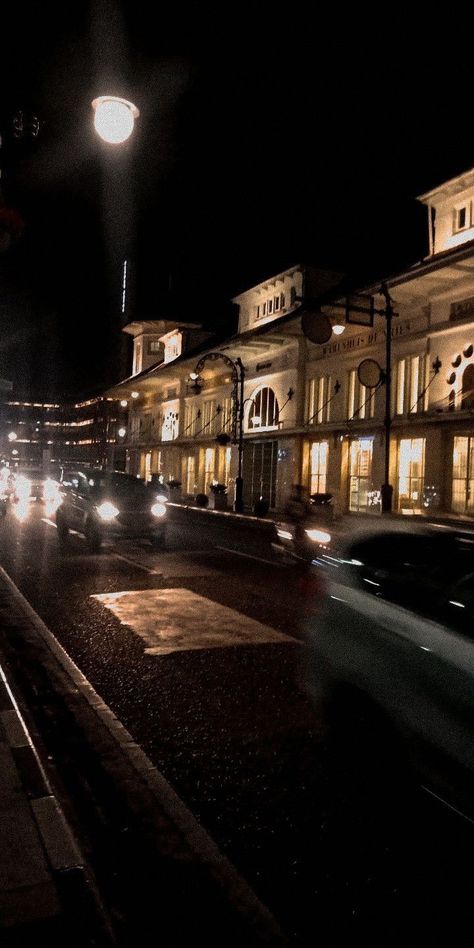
305, 528, 331, 544
151, 502, 166, 518
96, 501, 119, 521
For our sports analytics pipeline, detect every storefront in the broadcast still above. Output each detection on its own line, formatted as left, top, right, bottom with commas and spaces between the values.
452, 435, 474, 515
397, 437, 425, 513
349, 437, 375, 513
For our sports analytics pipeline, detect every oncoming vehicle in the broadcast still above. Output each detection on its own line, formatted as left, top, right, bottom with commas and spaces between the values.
302, 524, 474, 820
274, 491, 334, 563
56, 468, 167, 552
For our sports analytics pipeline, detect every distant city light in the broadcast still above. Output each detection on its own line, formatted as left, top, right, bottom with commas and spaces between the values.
118, 427, 126, 437
131, 391, 139, 399
92, 96, 139, 145
332, 323, 345, 335
8, 431, 17, 441
120, 399, 128, 407
121, 259, 128, 314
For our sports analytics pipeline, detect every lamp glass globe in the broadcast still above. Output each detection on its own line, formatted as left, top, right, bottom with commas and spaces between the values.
92, 96, 139, 145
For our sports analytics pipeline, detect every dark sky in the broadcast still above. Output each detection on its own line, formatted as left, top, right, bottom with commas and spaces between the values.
0, 7, 472, 400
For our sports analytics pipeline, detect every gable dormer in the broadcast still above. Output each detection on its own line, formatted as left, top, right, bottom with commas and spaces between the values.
123, 320, 214, 375
233, 266, 304, 333
418, 167, 474, 257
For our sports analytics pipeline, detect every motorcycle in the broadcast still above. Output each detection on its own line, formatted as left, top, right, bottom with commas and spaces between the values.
272, 493, 334, 564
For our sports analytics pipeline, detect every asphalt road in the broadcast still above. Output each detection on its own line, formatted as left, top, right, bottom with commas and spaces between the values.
0, 501, 471, 945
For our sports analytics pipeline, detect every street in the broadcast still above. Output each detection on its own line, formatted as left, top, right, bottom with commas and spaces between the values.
0, 501, 471, 945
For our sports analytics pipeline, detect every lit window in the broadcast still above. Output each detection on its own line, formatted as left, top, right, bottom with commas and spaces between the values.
396, 359, 406, 415
347, 370, 375, 420
163, 333, 182, 364
205, 448, 215, 489
248, 387, 279, 429
308, 376, 332, 424
454, 204, 470, 233
398, 438, 425, 512
310, 441, 328, 494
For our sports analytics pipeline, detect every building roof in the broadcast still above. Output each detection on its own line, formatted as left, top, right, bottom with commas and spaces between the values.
122, 319, 202, 338
418, 166, 474, 204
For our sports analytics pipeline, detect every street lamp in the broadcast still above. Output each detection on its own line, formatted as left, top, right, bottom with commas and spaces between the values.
91, 96, 139, 145
190, 352, 245, 513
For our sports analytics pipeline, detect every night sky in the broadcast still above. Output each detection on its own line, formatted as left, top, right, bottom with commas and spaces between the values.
0, 7, 472, 400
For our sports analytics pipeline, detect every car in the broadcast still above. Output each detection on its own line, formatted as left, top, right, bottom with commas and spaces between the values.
56, 468, 167, 551
8, 466, 60, 504
301, 524, 474, 820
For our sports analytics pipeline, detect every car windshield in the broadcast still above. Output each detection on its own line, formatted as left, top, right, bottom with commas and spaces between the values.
87, 472, 149, 499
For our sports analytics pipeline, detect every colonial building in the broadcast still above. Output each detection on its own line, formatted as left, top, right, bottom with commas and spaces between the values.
106, 165, 474, 519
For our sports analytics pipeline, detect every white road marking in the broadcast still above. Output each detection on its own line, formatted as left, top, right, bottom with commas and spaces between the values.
92, 588, 298, 655
216, 546, 280, 568
112, 553, 161, 575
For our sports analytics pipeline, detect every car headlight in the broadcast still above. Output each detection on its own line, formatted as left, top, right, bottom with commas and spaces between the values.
151, 502, 167, 518
305, 528, 331, 544
43, 478, 59, 501
96, 501, 119, 521
15, 476, 31, 500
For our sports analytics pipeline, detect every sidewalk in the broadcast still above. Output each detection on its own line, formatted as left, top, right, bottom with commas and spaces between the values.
0, 659, 111, 945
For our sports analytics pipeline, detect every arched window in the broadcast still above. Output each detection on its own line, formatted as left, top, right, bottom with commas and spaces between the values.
462, 364, 474, 409
248, 387, 279, 430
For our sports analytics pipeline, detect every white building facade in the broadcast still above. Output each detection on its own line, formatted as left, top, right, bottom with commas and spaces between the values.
107, 166, 474, 518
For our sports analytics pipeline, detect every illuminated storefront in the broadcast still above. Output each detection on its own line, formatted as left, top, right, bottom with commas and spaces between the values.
398, 438, 425, 512
309, 441, 328, 495
349, 438, 374, 512
452, 436, 474, 515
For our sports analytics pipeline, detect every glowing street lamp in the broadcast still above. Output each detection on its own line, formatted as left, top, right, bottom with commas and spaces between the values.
92, 96, 139, 145
8, 431, 17, 442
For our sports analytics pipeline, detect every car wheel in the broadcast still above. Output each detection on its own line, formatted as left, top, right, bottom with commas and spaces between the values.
85, 518, 102, 553
56, 510, 69, 547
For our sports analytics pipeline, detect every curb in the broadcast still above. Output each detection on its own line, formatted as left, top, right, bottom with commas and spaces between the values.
0, 662, 113, 943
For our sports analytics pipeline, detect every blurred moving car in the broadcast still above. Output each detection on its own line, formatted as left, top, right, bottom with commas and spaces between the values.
56, 468, 167, 551
302, 524, 474, 819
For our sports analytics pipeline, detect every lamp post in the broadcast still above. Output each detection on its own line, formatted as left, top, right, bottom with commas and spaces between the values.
190, 352, 246, 513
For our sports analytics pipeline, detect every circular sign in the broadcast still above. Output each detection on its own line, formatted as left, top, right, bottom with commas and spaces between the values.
301, 311, 332, 344
357, 358, 382, 388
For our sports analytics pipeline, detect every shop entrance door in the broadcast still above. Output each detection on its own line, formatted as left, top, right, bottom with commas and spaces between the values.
242, 441, 277, 510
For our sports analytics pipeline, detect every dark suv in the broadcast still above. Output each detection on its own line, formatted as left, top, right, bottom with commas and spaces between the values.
56, 468, 167, 551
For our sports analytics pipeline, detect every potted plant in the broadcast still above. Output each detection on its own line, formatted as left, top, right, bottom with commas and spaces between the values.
209, 482, 228, 510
